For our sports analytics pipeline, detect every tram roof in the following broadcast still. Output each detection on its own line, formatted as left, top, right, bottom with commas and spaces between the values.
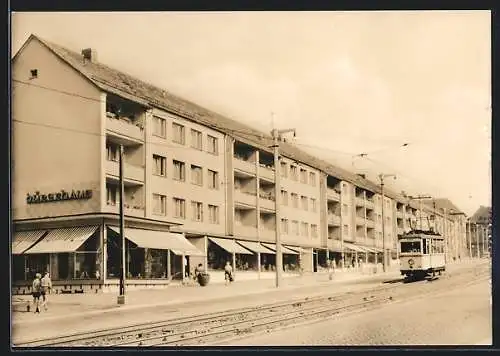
398, 229, 444, 240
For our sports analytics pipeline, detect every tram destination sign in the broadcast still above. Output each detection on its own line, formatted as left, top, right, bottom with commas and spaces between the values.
26, 189, 93, 204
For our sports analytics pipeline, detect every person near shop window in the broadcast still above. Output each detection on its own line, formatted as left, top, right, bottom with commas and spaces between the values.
224, 261, 233, 286
31, 273, 42, 314
195, 263, 204, 278
40, 272, 52, 311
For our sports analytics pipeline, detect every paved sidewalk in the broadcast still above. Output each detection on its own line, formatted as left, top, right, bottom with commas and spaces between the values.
12, 268, 397, 325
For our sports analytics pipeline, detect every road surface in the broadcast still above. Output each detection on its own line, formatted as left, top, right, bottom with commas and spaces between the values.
225, 276, 491, 346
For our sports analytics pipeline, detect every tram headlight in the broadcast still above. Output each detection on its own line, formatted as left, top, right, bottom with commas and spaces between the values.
408, 259, 415, 268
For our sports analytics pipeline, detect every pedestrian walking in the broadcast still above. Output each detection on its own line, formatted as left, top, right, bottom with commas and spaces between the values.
31, 273, 42, 314
328, 259, 335, 280
224, 261, 233, 286
40, 272, 52, 311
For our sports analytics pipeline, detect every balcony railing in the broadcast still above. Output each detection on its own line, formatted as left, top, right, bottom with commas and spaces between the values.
233, 157, 257, 175
326, 188, 340, 201
259, 164, 275, 181
106, 160, 144, 183
365, 199, 375, 209
234, 224, 258, 238
396, 211, 404, 218
355, 197, 365, 207
366, 219, 375, 228
106, 115, 144, 142
234, 190, 257, 207
259, 228, 275, 241
327, 214, 341, 226
259, 193, 276, 211
104, 203, 145, 217
355, 216, 366, 226
397, 227, 404, 235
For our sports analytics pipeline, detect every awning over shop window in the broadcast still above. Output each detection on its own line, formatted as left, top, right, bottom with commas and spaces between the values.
361, 246, 381, 253
327, 239, 343, 252
109, 227, 204, 256
12, 230, 47, 255
24, 226, 99, 254
343, 242, 368, 253
285, 245, 304, 254
261, 243, 299, 255
208, 237, 253, 255
237, 240, 274, 254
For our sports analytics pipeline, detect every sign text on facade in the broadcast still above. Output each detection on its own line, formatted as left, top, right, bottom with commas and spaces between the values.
26, 189, 93, 204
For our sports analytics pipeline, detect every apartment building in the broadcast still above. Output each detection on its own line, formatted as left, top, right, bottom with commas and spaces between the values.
11, 34, 467, 292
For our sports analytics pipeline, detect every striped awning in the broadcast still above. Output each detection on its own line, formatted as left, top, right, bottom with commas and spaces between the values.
109, 227, 204, 256
208, 237, 253, 255
12, 230, 47, 255
344, 242, 368, 253
285, 245, 305, 254
24, 226, 99, 254
261, 243, 299, 255
362, 246, 382, 253
237, 240, 274, 254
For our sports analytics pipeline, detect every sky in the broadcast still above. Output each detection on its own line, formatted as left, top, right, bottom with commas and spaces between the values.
11, 11, 491, 216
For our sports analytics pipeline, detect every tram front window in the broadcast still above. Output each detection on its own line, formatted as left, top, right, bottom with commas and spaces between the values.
400, 241, 421, 253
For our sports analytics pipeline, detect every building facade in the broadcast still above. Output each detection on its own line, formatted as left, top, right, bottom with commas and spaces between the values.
11, 34, 468, 292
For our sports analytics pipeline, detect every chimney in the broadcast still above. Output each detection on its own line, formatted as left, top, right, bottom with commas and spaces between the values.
81, 48, 97, 63
357, 174, 366, 179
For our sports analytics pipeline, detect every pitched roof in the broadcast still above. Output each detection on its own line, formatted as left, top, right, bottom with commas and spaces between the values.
21, 34, 411, 202
423, 198, 465, 216
471, 205, 491, 224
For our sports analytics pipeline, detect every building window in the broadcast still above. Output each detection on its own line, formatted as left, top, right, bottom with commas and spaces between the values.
152, 193, 166, 216
310, 198, 317, 212
173, 198, 186, 218
292, 220, 299, 236
342, 183, 348, 195
207, 135, 218, 155
290, 165, 298, 181
291, 193, 299, 208
342, 204, 348, 215
173, 160, 185, 181
309, 172, 316, 186
301, 222, 309, 237
311, 224, 318, 238
208, 205, 219, 224
208, 170, 219, 190
106, 143, 119, 162
172, 122, 185, 144
191, 164, 203, 186
106, 185, 117, 205
343, 224, 349, 236
280, 162, 288, 178
153, 154, 166, 176
300, 168, 308, 184
281, 190, 288, 206
301, 196, 308, 211
191, 129, 202, 150
152, 116, 166, 138
191, 201, 203, 222
281, 218, 289, 234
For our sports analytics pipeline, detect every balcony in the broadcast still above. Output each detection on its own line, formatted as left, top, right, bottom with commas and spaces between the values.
397, 227, 404, 235
326, 188, 340, 201
233, 158, 257, 176
234, 224, 258, 238
259, 228, 275, 241
355, 235, 366, 243
396, 211, 404, 218
106, 115, 144, 142
259, 164, 275, 181
365, 199, 375, 209
355, 216, 366, 226
234, 190, 257, 207
103, 203, 145, 217
106, 160, 144, 184
366, 219, 375, 228
259, 193, 276, 211
355, 197, 365, 207
327, 214, 341, 226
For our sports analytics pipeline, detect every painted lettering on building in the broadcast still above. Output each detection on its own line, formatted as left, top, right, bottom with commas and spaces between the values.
26, 189, 93, 204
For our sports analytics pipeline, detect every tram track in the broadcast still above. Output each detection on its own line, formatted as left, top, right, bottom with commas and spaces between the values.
14, 263, 489, 348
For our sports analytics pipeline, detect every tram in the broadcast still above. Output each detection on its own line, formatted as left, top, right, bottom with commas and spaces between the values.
399, 230, 446, 280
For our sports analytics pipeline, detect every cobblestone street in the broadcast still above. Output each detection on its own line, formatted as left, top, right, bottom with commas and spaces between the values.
226, 271, 491, 346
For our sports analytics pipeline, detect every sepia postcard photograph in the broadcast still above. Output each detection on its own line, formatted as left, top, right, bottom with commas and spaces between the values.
10, 10, 492, 349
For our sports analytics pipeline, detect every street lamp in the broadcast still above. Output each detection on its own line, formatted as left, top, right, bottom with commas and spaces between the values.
378, 173, 396, 273
271, 127, 296, 288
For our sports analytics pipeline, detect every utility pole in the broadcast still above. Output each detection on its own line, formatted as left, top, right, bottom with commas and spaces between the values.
407, 195, 432, 231
378, 173, 396, 273
117, 145, 126, 305
475, 222, 480, 258
271, 127, 296, 288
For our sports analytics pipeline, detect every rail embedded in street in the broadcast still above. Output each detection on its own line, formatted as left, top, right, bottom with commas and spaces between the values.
14, 262, 490, 348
